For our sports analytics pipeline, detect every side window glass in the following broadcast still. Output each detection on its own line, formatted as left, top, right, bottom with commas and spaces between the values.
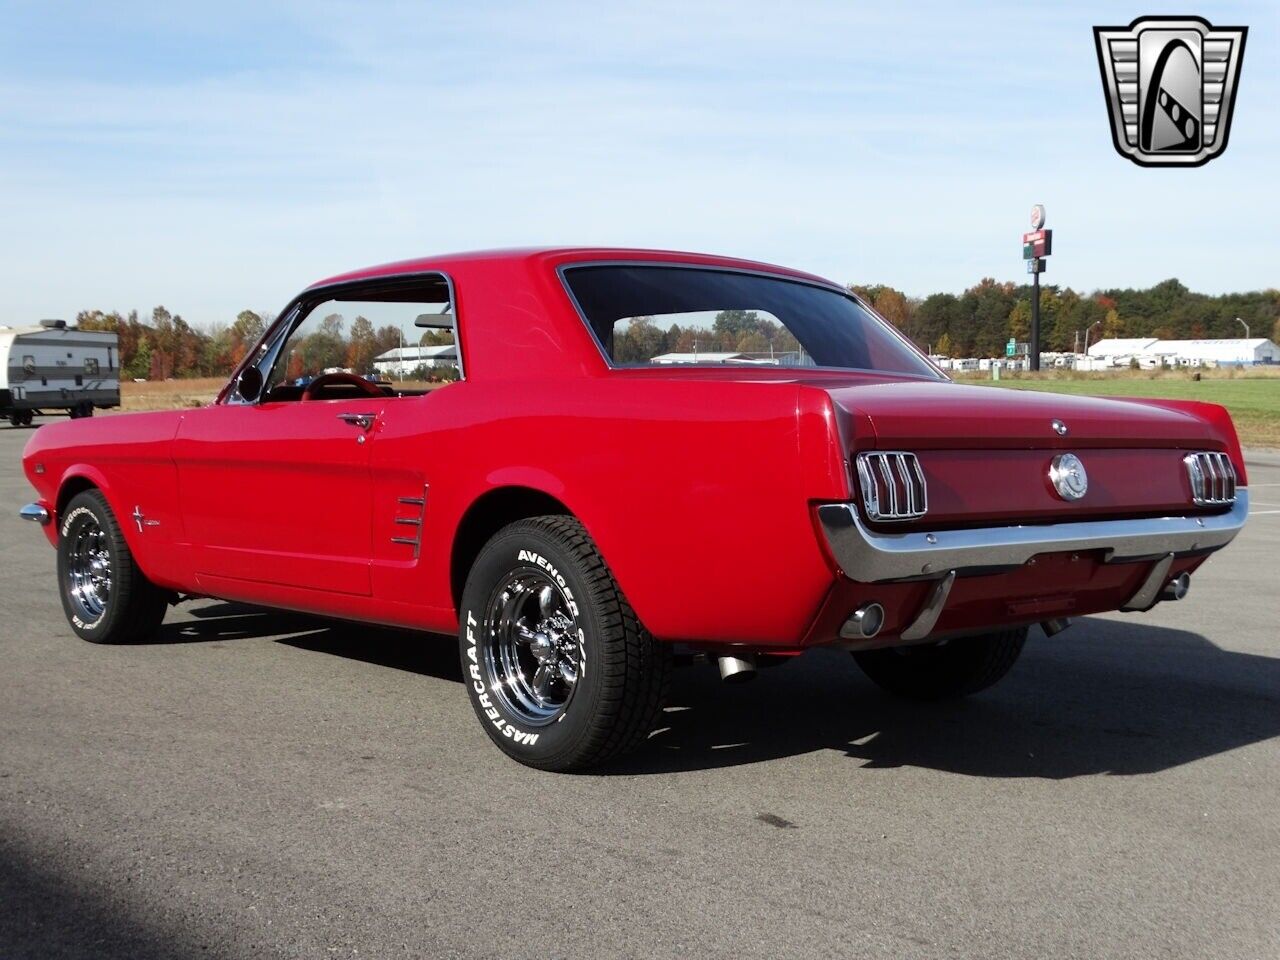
258, 276, 461, 403
22, 355, 35, 375
84, 358, 100, 375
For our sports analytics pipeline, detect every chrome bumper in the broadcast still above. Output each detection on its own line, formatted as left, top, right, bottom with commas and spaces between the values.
816, 490, 1248, 584
19, 502, 50, 525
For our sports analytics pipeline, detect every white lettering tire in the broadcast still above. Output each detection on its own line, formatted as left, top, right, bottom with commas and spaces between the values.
458, 515, 670, 771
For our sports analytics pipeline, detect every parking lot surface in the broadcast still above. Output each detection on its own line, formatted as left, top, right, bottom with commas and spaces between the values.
2, 422, 1277, 959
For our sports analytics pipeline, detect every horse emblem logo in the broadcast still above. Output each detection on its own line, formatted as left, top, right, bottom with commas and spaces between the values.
1094, 17, 1247, 167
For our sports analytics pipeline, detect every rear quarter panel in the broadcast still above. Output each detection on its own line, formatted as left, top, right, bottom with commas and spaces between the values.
377, 377, 844, 646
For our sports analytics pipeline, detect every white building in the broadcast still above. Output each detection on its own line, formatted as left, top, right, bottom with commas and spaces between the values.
372, 344, 458, 377
1089, 337, 1279, 367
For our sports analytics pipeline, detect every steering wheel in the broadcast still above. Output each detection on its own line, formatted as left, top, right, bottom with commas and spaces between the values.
301, 372, 386, 401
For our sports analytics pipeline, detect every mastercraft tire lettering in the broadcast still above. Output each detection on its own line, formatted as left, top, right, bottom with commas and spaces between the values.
458, 515, 670, 771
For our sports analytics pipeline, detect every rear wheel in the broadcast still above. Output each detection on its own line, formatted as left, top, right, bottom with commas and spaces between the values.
56, 490, 168, 643
852, 627, 1028, 700
459, 515, 671, 771
19, 410, 33, 426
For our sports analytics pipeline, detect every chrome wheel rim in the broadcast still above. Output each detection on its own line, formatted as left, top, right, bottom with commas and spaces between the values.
67, 518, 112, 622
482, 570, 583, 726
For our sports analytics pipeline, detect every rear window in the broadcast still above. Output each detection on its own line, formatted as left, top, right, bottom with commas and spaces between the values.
562, 265, 939, 378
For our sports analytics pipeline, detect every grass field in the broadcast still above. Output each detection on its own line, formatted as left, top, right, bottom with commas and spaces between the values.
958, 369, 1280, 449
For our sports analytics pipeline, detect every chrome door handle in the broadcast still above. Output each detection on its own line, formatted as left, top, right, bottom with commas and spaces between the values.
337, 413, 376, 431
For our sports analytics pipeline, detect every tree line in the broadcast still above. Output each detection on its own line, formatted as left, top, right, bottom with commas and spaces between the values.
74, 278, 1280, 379
851, 278, 1280, 358
74, 307, 453, 380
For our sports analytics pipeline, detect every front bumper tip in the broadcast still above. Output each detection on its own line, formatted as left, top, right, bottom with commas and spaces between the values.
19, 503, 50, 525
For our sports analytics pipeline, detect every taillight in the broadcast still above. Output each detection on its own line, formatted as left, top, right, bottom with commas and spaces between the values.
1184, 451, 1237, 506
854, 451, 928, 522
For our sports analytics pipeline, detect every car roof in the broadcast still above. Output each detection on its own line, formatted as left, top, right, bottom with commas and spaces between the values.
307, 246, 841, 292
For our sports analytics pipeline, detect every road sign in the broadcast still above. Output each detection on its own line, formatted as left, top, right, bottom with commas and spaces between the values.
1006, 339, 1017, 357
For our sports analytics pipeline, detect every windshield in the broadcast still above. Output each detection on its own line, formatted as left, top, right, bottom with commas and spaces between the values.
562, 265, 940, 378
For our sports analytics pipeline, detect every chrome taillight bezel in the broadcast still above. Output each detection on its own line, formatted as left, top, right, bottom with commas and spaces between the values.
855, 451, 928, 522
1184, 451, 1237, 506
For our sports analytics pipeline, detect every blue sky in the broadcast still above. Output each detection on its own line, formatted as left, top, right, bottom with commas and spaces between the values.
1, 1, 1275, 327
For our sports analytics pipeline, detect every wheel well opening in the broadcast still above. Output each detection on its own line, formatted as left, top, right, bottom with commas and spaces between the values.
451, 487, 572, 611
56, 476, 98, 523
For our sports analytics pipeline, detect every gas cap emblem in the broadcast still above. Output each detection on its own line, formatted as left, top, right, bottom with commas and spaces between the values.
1051, 419, 1069, 436
1049, 453, 1088, 501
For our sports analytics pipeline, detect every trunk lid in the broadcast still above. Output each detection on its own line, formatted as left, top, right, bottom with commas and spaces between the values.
826, 379, 1211, 449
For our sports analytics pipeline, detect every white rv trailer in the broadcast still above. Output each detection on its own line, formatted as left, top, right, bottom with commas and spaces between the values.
0, 320, 120, 426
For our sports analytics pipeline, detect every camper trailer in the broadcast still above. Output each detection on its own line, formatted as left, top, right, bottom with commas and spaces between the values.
1, 320, 120, 426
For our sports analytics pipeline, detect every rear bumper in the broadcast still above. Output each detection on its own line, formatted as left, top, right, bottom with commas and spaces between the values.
816, 490, 1248, 584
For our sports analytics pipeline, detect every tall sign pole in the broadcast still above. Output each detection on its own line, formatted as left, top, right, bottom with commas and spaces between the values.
1023, 204, 1051, 371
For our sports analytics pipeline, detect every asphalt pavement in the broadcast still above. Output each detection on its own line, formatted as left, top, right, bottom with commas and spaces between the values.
2, 421, 1277, 959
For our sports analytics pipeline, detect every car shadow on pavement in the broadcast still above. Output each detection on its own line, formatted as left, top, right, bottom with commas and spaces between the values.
152, 604, 1279, 780
606, 618, 1280, 779
159, 600, 463, 682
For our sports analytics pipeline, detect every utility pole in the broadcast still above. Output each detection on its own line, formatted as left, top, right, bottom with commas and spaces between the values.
1023, 204, 1051, 371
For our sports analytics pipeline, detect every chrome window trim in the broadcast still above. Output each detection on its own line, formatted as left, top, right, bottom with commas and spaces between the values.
816, 490, 1248, 584
225, 269, 463, 405
555, 260, 946, 382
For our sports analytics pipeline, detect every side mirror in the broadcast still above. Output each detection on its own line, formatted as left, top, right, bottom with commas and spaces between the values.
236, 367, 264, 402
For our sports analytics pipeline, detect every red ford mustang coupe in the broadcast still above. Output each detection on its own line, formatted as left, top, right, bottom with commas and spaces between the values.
20, 248, 1248, 770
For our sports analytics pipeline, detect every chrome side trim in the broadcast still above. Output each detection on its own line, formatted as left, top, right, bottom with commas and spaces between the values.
1119, 553, 1174, 612
816, 491, 1248, 584
900, 570, 957, 641
19, 502, 50, 525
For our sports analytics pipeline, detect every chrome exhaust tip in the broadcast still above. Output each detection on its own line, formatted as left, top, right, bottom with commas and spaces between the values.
1160, 573, 1191, 602
717, 654, 757, 684
841, 603, 885, 640
1040, 617, 1072, 637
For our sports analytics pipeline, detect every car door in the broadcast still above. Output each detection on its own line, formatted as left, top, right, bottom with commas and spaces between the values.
173, 398, 384, 596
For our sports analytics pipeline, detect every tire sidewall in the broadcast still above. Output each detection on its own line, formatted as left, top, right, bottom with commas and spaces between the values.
56, 495, 121, 641
459, 525, 606, 765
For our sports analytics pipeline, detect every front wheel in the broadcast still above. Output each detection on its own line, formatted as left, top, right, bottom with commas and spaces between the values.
852, 627, 1028, 700
56, 490, 169, 643
458, 515, 671, 771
